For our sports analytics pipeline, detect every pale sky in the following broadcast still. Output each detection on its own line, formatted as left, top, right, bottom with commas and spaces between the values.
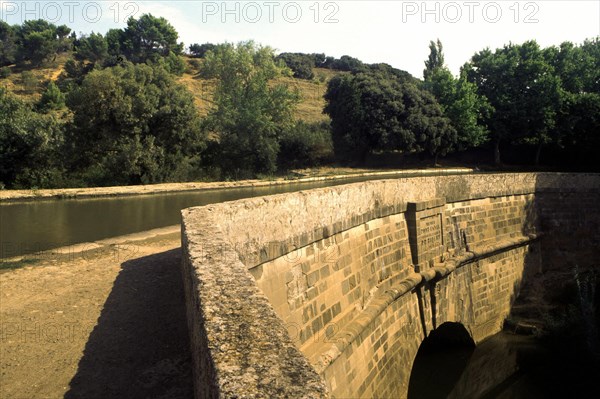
2, 0, 599, 78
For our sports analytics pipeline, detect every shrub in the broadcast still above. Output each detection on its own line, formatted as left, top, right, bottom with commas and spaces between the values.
0, 66, 10, 78
21, 71, 38, 93
38, 81, 65, 111
278, 121, 333, 170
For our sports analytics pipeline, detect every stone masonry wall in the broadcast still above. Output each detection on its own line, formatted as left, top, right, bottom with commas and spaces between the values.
181, 173, 599, 399
252, 193, 538, 397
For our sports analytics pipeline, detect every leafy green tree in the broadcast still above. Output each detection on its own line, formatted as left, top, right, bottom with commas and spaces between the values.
467, 40, 562, 165
202, 41, 300, 177
423, 40, 490, 151
548, 39, 599, 95
14, 19, 60, 66
0, 88, 65, 188
424, 39, 445, 80
55, 25, 72, 53
120, 14, 183, 63
569, 93, 600, 154
66, 62, 205, 185
157, 51, 186, 75
106, 28, 124, 57
278, 121, 333, 170
546, 39, 600, 162
277, 53, 315, 79
0, 21, 17, 66
38, 81, 65, 112
189, 43, 216, 58
75, 32, 108, 64
324, 69, 455, 163
331, 55, 365, 72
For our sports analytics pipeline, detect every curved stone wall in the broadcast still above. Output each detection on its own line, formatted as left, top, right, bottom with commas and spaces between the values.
181, 173, 600, 398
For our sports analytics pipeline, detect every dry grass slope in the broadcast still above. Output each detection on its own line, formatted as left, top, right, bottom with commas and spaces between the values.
1, 55, 338, 123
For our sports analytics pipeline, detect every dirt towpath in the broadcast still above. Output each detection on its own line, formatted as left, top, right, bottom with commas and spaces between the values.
0, 232, 193, 399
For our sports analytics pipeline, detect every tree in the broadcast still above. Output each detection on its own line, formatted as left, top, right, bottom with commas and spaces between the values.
0, 21, 17, 66
66, 62, 205, 185
38, 81, 65, 112
14, 20, 60, 66
276, 53, 315, 79
424, 39, 445, 80
189, 43, 216, 58
75, 32, 108, 64
106, 28, 124, 57
331, 55, 365, 72
277, 121, 333, 170
201, 41, 299, 177
423, 40, 489, 151
55, 25, 72, 53
467, 41, 562, 165
120, 14, 183, 63
0, 88, 65, 188
324, 69, 455, 163
546, 39, 600, 163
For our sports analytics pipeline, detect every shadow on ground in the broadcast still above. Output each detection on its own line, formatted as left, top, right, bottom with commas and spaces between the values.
65, 248, 193, 399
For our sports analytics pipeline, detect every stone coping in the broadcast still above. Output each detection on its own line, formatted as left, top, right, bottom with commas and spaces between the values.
0, 168, 474, 202
199, 173, 599, 270
182, 209, 329, 398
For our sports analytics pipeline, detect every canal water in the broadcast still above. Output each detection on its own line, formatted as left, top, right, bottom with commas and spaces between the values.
1, 172, 468, 259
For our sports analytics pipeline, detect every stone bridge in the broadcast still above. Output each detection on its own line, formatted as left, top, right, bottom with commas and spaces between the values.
181, 173, 600, 398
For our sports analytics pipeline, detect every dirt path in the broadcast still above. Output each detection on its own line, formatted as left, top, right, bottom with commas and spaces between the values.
0, 233, 193, 399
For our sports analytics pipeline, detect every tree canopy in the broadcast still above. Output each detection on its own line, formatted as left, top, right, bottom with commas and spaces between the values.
467, 41, 564, 164
120, 14, 183, 63
65, 63, 205, 185
0, 89, 64, 188
324, 68, 455, 163
423, 40, 490, 152
1, 15, 599, 189
201, 41, 300, 177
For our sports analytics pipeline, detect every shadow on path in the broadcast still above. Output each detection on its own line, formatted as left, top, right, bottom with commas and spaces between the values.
66, 248, 193, 399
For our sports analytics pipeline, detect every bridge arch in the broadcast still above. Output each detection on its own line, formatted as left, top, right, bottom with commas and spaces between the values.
407, 322, 475, 399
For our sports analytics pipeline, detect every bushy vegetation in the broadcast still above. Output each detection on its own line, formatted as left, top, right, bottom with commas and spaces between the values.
188, 43, 216, 58
275, 52, 368, 79
278, 121, 333, 169
324, 38, 600, 166
324, 67, 455, 164
201, 42, 299, 178
0, 89, 66, 188
276, 53, 315, 79
423, 40, 490, 152
37, 81, 65, 112
0, 15, 598, 189
465, 38, 600, 165
65, 62, 205, 186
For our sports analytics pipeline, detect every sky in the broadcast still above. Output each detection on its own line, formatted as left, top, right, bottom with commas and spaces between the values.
1, 0, 599, 78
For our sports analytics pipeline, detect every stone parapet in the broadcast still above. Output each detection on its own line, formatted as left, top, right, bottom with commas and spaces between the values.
181, 172, 600, 399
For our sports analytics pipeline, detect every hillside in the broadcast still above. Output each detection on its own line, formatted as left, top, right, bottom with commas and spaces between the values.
0, 54, 337, 124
